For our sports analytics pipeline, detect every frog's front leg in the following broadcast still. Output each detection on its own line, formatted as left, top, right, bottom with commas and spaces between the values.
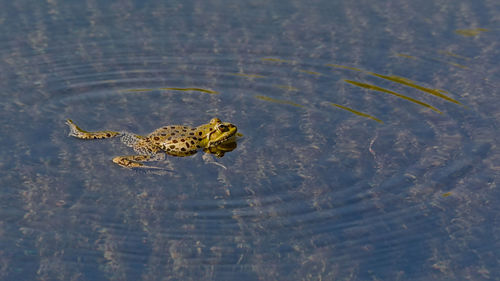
66, 119, 120, 139
112, 153, 165, 168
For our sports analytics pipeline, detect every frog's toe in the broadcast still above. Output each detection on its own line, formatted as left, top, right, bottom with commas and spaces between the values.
113, 156, 144, 168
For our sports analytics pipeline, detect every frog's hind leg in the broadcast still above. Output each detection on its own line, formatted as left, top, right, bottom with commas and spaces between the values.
66, 119, 120, 140
112, 153, 167, 169
120, 132, 144, 148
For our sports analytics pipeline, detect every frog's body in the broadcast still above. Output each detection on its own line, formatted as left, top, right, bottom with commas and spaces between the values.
66, 118, 238, 168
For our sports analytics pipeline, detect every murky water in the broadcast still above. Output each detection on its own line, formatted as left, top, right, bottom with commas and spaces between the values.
1, 0, 499, 280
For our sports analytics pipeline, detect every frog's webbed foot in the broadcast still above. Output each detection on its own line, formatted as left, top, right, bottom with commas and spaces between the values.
66, 119, 120, 140
112, 153, 167, 169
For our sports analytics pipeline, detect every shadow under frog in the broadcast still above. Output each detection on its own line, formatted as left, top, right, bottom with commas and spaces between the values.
66, 118, 239, 169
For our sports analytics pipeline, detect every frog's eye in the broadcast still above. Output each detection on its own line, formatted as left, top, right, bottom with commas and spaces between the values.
217, 124, 229, 132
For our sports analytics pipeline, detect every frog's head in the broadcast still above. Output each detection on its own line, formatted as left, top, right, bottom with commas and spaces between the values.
207, 118, 238, 146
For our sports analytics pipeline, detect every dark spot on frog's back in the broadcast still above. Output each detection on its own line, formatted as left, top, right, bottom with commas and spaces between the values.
173, 140, 178, 143
153, 136, 159, 141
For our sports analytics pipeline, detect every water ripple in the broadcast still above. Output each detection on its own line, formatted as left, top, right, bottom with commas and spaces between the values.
1, 1, 499, 279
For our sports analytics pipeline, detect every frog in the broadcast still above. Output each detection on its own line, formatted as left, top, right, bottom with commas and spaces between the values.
66, 118, 238, 168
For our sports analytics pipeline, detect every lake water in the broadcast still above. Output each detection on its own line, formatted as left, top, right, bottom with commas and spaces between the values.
1, 0, 499, 280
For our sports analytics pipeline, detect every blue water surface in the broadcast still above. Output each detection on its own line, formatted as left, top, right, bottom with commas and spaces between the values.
0, 0, 499, 280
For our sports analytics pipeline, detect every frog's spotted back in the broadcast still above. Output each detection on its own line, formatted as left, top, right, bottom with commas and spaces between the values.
66, 118, 238, 169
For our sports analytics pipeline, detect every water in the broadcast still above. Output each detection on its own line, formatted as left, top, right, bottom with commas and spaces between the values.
1, 0, 499, 280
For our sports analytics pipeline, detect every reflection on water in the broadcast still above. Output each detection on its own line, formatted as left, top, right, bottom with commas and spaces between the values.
455, 28, 490, 37
158, 87, 219, 94
1, 0, 499, 280
124, 87, 219, 95
326, 63, 462, 113
229, 73, 266, 79
329, 103, 383, 123
255, 95, 304, 108
261, 58, 295, 64
343, 79, 443, 114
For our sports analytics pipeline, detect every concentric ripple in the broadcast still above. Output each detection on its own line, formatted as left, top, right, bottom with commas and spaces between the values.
0, 0, 499, 280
